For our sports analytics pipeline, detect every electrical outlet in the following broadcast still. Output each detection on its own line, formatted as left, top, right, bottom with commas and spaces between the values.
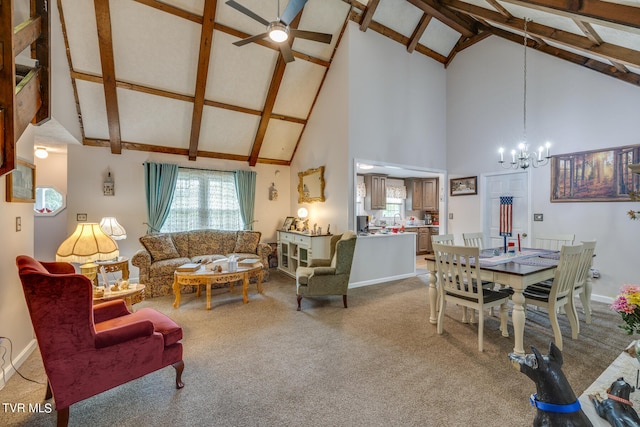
533, 213, 543, 221
15, 217, 21, 232
448, 213, 453, 219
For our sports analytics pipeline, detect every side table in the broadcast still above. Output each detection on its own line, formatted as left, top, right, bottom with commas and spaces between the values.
94, 257, 130, 287
93, 284, 145, 311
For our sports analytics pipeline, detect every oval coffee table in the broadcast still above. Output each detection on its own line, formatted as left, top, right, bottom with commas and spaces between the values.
172, 263, 264, 310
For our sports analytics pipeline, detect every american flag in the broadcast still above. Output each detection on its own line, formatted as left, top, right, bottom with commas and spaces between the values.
499, 196, 513, 237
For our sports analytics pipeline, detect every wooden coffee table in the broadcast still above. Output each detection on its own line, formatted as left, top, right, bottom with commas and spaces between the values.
172, 264, 264, 310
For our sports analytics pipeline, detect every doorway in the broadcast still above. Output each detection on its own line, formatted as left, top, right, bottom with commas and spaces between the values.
481, 171, 530, 248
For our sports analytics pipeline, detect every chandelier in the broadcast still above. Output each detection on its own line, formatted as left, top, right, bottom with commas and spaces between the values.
499, 18, 551, 170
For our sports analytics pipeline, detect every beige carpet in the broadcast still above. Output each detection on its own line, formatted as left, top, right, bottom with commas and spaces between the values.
0, 271, 630, 426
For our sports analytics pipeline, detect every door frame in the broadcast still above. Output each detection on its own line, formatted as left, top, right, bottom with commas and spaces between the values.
480, 170, 532, 247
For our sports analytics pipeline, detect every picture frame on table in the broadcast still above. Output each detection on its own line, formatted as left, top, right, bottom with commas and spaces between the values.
282, 216, 295, 231
450, 176, 477, 196
6, 159, 36, 202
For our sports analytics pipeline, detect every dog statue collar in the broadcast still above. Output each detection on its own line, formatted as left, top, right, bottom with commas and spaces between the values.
530, 394, 582, 413
607, 393, 633, 406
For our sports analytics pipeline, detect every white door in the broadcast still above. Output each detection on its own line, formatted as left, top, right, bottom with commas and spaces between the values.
482, 171, 530, 248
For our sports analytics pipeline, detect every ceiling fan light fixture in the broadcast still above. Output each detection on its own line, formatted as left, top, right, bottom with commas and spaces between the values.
268, 21, 289, 42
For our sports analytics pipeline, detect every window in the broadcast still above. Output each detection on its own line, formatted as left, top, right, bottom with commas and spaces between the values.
34, 186, 66, 216
161, 168, 242, 232
382, 197, 403, 220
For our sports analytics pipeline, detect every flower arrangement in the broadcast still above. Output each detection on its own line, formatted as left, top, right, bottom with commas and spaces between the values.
612, 284, 640, 334
628, 191, 640, 220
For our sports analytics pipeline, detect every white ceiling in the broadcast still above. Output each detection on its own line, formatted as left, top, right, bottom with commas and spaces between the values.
37, 0, 639, 165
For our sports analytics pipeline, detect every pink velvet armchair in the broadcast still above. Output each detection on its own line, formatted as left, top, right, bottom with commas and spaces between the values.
16, 255, 185, 427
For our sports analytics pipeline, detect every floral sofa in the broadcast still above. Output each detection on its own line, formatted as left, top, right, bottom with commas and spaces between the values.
132, 229, 271, 297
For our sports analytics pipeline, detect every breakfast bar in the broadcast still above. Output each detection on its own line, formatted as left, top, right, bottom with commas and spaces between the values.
349, 231, 416, 288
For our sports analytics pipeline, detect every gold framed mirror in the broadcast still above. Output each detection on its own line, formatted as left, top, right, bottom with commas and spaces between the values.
298, 166, 326, 203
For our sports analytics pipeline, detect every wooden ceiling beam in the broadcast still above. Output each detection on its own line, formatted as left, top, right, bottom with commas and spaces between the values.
349, 10, 447, 63
248, 12, 305, 166
360, 0, 380, 32
484, 0, 513, 18
407, 13, 431, 53
70, 70, 306, 124
406, 0, 476, 38
94, 0, 121, 155
498, 0, 640, 32
188, 0, 217, 161
442, 0, 640, 68
490, 26, 640, 86
573, 19, 629, 73
445, 31, 492, 67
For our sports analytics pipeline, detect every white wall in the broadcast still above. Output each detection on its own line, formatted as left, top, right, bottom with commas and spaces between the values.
0, 127, 38, 386
447, 36, 640, 300
293, 23, 448, 232
64, 146, 290, 280
34, 150, 68, 261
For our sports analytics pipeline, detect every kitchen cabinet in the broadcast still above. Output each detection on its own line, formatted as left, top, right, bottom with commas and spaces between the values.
277, 231, 332, 278
405, 227, 432, 255
405, 178, 438, 211
364, 174, 387, 210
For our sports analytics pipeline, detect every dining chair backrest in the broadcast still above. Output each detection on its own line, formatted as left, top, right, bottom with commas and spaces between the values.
462, 232, 484, 249
431, 233, 454, 245
432, 243, 484, 303
574, 240, 596, 292
534, 234, 575, 250
549, 244, 583, 300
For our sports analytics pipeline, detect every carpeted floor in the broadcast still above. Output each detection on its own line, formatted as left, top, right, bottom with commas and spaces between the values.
0, 270, 630, 426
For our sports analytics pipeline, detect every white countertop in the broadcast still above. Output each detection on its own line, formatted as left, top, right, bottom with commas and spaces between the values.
358, 231, 417, 238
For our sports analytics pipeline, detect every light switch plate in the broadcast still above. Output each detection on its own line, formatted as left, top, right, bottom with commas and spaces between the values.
533, 213, 543, 221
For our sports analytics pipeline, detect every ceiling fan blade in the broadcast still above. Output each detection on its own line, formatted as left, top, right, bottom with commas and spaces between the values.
290, 29, 332, 44
279, 43, 295, 63
233, 32, 269, 47
226, 0, 270, 27
279, 0, 308, 26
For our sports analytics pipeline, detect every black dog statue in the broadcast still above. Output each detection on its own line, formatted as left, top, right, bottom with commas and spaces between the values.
509, 342, 593, 426
589, 377, 640, 427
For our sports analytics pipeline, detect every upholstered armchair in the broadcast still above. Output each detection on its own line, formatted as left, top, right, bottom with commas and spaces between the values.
16, 256, 185, 427
296, 231, 357, 311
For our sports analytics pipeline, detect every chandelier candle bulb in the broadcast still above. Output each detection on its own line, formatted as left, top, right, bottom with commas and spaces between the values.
538, 146, 543, 161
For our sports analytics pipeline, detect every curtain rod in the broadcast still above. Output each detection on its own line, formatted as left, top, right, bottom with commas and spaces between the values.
142, 163, 236, 173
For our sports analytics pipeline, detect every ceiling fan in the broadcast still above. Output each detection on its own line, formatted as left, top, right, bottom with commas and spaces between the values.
226, 0, 333, 63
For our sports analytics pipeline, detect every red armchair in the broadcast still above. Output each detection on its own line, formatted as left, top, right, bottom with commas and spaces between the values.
16, 256, 184, 427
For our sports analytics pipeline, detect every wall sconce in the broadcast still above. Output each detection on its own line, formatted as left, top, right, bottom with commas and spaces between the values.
103, 171, 114, 196
269, 182, 278, 201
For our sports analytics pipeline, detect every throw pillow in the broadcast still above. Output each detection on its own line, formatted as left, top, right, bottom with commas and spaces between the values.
234, 231, 261, 254
140, 234, 180, 262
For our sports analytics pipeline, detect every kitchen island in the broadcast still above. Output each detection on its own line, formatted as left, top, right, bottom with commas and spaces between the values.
349, 232, 416, 288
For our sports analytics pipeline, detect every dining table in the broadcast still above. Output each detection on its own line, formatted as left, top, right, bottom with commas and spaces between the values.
424, 248, 561, 355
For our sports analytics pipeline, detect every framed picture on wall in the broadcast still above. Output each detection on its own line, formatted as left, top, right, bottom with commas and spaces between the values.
282, 216, 295, 231
6, 159, 36, 202
450, 176, 477, 196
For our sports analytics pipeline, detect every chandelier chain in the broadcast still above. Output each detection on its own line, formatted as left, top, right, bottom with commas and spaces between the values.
523, 18, 528, 145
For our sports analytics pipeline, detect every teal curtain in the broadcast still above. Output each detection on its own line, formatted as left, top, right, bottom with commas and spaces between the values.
234, 170, 256, 230
144, 162, 179, 233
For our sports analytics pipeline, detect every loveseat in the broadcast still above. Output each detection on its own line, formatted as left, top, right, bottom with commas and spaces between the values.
132, 229, 272, 297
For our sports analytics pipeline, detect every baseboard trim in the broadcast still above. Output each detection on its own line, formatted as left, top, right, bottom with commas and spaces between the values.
0, 338, 38, 391
349, 272, 417, 289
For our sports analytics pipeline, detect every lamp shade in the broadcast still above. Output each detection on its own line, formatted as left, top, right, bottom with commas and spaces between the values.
297, 207, 308, 219
99, 217, 127, 240
56, 223, 119, 263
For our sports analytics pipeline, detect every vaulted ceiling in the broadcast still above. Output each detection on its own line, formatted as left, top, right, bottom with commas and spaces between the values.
53, 0, 640, 166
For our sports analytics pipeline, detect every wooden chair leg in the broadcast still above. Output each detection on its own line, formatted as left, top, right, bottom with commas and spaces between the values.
57, 407, 69, 427
343, 295, 348, 308
296, 295, 302, 311
173, 360, 185, 389
45, 380, 52, 400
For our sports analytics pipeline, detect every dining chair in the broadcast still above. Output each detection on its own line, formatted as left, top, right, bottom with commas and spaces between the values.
572, 240, 597, 327
462, 232, 485, 249
432, 243, 511, 352
523, 244, 583, 351
533, 234, 575, 250
431, 233, 454, 245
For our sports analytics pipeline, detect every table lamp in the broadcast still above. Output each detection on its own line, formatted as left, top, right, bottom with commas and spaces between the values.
56, 223, 119, 282
99, 217, 127, 240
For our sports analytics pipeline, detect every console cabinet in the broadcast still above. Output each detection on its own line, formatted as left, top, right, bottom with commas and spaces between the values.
277, 231, 332, 278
